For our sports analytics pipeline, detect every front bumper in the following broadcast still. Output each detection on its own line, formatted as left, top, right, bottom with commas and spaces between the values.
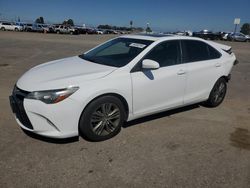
9, 86, 82, 138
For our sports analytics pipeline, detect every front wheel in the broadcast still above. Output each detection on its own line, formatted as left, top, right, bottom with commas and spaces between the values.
79, 96, 126, 141
204, 78, 227, 107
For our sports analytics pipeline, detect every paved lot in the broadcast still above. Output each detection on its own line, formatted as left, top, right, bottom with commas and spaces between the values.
0, 31, 250, 188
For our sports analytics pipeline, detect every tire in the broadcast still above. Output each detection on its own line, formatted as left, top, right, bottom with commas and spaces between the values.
14, 28, 18, 31
79, 96, 126, 141
1, 27, 5, 31
70, 31, 73, 35
204, 78, 227, 107
56, 30, 60, 34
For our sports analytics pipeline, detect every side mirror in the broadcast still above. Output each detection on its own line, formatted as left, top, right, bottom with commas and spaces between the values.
142, 59, 160, 70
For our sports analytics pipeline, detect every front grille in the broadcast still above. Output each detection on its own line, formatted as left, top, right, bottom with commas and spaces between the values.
10, 86, 33, 129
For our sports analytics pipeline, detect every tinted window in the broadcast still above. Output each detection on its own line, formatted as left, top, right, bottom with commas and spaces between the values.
182, 40, 221, 63
208, 45, 221, 59
144, 40, 181, 67
3, 23, 11, 25
182, 40, 209, 62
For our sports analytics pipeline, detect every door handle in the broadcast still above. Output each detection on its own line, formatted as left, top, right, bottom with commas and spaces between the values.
215, 63, 221, 67
177, 69, 186, 75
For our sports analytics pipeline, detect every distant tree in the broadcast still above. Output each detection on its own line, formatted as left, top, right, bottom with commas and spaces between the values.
35, 17, 44, 24
63, 19, 74, 26
97, 24, 143, 32
240, 23, 250, 35
130, 20, 133, 28
67, 19, 74, 26
97, 25, 112, 30
146, 26, 152, 33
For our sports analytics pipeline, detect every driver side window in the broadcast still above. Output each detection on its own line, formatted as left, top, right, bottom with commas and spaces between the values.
144, 40, 181, 67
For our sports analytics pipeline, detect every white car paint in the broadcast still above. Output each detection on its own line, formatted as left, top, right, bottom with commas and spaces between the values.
11, 35, 236, 138
0, 22, 23, 31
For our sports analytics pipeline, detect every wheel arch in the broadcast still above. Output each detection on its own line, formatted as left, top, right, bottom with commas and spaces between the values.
221, 75, 230, 82
78, 92, 130, 127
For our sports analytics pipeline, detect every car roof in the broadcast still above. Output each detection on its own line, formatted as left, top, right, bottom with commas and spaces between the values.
120, 34, 199, 42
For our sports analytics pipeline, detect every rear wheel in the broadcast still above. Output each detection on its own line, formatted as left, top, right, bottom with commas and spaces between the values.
204, 78, 227, 107
1, 27, 5, 31
79, 96, 126, 141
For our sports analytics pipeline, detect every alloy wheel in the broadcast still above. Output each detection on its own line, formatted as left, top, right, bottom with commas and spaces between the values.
90, 103, 121, 136
213, 82, 226, 104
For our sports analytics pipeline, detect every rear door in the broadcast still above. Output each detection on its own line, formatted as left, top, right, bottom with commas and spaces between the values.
181, 40, 223, 104
131, 40, 186, 117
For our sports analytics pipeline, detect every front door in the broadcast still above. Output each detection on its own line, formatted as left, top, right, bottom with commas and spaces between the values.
131, 40, 186, 117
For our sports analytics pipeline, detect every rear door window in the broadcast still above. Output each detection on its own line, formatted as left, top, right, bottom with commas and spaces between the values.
181, 40, 221, 63
207, 45, 221, 59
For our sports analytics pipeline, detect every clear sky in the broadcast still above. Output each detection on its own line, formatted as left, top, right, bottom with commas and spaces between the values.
0, 0, 249, 32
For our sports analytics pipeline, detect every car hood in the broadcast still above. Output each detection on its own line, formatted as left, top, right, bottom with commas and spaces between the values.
17, 56, 117, 91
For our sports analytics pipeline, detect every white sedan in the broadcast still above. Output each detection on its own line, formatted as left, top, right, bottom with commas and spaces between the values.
10, 34, 237, 141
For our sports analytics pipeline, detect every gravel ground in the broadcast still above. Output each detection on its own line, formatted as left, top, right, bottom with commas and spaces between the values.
0, 31, 250, 188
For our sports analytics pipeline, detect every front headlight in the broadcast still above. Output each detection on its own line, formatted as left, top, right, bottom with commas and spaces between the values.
26, 86, 79, 104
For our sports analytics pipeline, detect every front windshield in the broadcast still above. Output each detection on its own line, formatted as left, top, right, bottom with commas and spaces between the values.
79, 38, 153, 67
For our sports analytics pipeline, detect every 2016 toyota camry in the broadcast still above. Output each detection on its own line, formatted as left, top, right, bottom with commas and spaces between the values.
9, 34, 237, 141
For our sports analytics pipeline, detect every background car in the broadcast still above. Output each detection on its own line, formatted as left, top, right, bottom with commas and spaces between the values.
32, 24, 44, 32
23, 23, 44, 32
193, 30, 220, 40
228, 33, 248, 42
246, 35, 250, 42
23, 23, 33, 32
0, 22, 23, 31
96, 30, 104, 34
103, 29, 118, 34
220, 32, 232, 41
54, 25, 78, 35
41, 24, 54, 33
174, 31, 193, 36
